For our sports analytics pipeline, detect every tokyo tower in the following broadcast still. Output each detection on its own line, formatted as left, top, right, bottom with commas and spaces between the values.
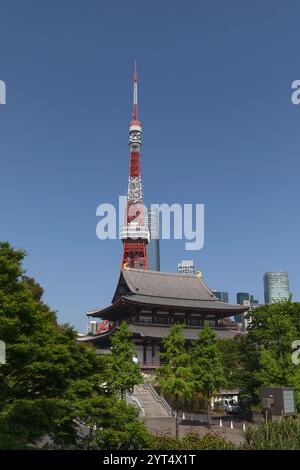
120, 63, 149, 269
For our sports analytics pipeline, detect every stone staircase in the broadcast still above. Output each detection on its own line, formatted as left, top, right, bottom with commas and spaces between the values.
131, 384, 172, 418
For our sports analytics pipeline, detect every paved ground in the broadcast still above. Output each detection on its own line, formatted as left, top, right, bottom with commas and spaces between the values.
145, 416, 246, 446
180, 411, 249, 431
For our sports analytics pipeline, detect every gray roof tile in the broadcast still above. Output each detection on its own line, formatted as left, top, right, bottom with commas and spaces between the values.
87, 269, 249, 317
122, 268, 218, 301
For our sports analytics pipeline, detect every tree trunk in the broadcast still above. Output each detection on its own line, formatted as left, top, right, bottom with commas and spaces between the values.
175, 410, 180, 438
207, 399, 212, 428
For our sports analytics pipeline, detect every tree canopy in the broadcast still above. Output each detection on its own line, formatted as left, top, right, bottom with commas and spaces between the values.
156, 323, 193, 403
219, 300, 300, 408
107, 321, 143, 398
192, 323, 225, 425
156, 323, 193, 437
0, 242, 148, 449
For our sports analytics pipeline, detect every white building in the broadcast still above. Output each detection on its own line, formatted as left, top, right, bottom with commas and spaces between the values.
86, 320, 101, 336
177, 260, 195, 275
263, 271, 290, 304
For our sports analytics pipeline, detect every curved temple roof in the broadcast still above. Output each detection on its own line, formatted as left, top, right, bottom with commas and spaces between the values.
120, 268, 219, 301
87, 269, 248, 317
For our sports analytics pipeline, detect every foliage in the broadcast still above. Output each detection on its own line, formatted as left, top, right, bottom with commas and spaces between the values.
247, 301, 300, 406
218, 334, 251, 390
149, 431, 237, 450
192, 323, 225, 396
107, 321, 143, 398
192, 323, 225, 425
156, 323, 193, 407
73, 397, 150, 450
244, 417, 300, 450
0, 242, 146, 449
156, 323, 193, 437
219, 301, 300, 408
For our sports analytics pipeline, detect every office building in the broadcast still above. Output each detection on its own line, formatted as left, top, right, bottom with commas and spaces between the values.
177, 260, 195, 275
250, 294, 259, 305
237, 292, 250, 305
146, 208, 160, 271
235, 292, 250, 324
213, 291, 229, 303
264, 271, 290, 304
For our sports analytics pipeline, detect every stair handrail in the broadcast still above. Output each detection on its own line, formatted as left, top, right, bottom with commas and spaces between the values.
143, 383, 173, 416
126, 393, 145, 418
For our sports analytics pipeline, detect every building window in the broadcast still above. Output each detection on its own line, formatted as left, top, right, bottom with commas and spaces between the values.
156, 316, 169, 325
139, 315, 153, 324
172, 317, 185, 325
190, 317, 202, 326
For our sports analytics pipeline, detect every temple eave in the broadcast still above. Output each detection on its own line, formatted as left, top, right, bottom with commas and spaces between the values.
87, 295, 248, 319
79, 323, 243, 346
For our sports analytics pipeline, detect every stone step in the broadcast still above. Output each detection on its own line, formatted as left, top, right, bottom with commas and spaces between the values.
132, 385, 171, 418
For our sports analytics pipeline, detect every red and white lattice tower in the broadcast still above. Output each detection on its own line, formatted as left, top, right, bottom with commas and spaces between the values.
120, 63, 149, 269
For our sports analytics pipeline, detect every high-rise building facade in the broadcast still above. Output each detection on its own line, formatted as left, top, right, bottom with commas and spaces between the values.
213, 291, 229, 303
177, 260, 195, 275
236, 292, 250, 305
250, 294, 259, 304
264, 271, 290, 304
146, 208, 160, 271
235, 292, 250, 323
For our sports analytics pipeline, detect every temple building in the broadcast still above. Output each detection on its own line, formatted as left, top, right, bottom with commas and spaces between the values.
78, 268, 248, 367
79, 66, 248, 365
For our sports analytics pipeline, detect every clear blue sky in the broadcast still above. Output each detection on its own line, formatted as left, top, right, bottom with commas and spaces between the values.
1, 0, 299, 332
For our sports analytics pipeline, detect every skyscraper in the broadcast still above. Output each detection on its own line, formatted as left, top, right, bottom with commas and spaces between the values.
213, 291, 229, 303
177, 260, 195, 275
235, 292, 250, 323
264, 271, 290, 304
250, 294, 259, 305
237, 292, 250, 305
146, 208, 160, 271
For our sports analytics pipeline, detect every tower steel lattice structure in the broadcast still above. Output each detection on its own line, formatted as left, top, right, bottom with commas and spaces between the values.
120, 63, 149, 269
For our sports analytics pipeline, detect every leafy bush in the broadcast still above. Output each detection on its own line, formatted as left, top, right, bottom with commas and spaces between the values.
149, 431, 237, 450
244, 417, 300, 450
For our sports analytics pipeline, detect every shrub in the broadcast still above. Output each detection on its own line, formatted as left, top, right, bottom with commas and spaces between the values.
244, 417, 300, 450
149, 431, 237, 450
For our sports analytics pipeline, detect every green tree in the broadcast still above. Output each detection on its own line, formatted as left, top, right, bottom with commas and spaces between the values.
156, 323, 193, 437
218, 334, 260, 400
0, 242, 147, 449
247, 301, 300, 407
107, 321, 143, 399
218, 301, 300, 409
72, 396, 150, 450
192, 323, 225, 426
